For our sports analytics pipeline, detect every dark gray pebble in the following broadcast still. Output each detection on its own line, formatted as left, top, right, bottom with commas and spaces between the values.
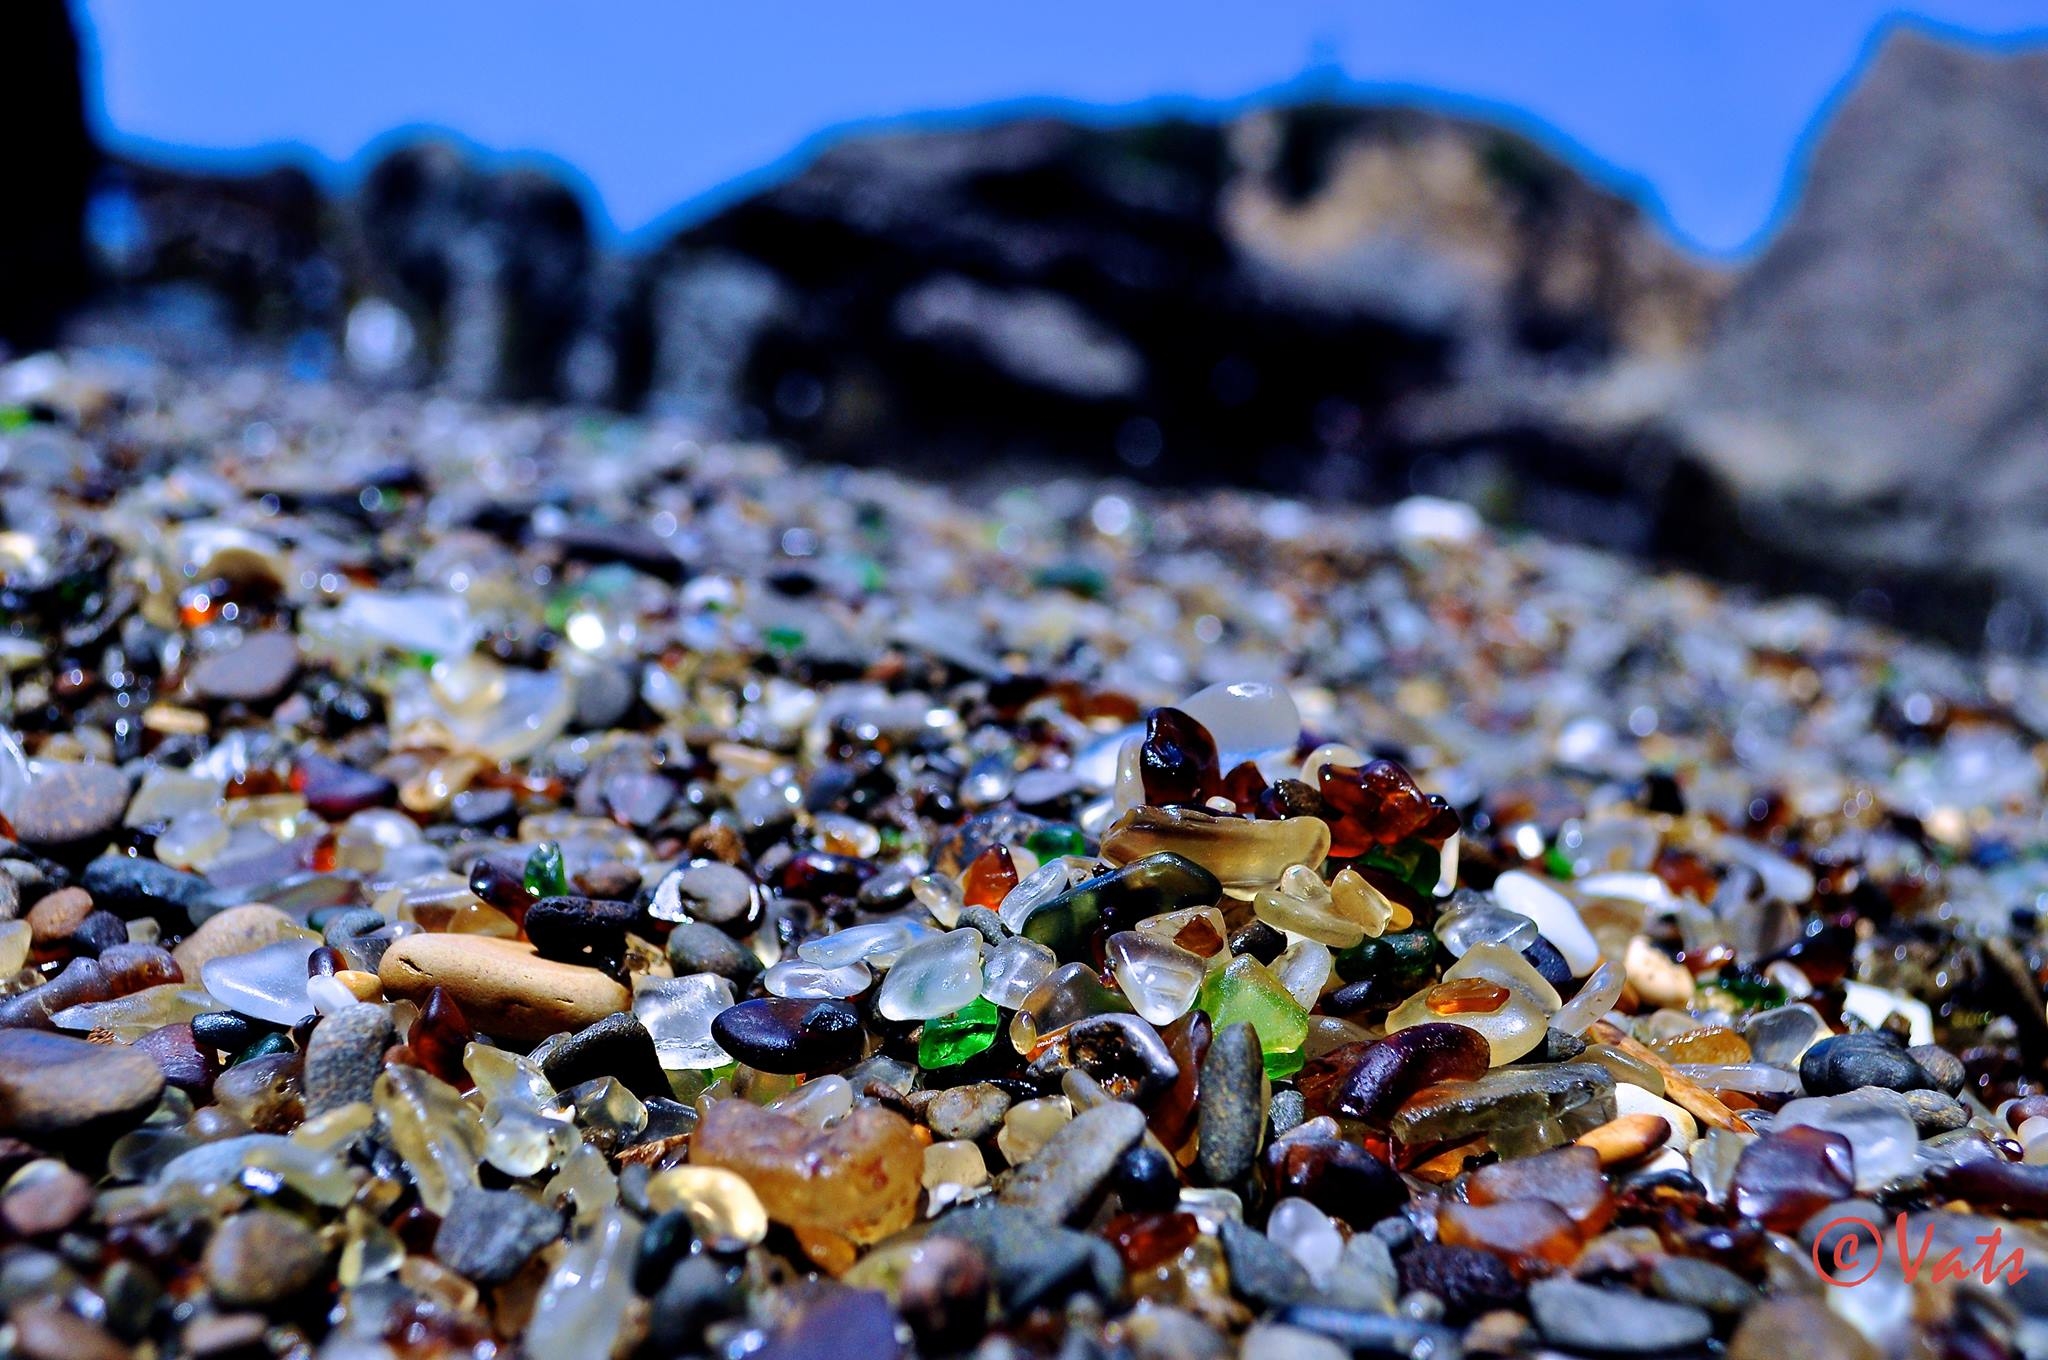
665, 921, 762, 985
1648, 1256, 1759, 1314
999, 1100, 1145, 1224
1196, 1021, 1265, 1186
1800, 1031, 1931, 1095
1528, 1278, 1712, 1354
303, 1004, 395, 1117
1219, 1217, 1313, 1309
540, 1012, 671, 1100
433, 1186, 564, 1285
930, 1203, 1124, 1310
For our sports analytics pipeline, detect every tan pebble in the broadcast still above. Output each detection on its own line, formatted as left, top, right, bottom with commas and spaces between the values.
1624, 935, 1694, 1009
26, 888, 94, 945
141, 702, 209, 736
172, 903, 306, 976
334, 969, 383, 1002
378, 934, 630, 1043
1574, 1113, 1671, 1168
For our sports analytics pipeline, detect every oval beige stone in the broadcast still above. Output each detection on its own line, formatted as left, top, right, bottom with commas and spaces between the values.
173, 903, 311, 976
378, 934, 629, 1043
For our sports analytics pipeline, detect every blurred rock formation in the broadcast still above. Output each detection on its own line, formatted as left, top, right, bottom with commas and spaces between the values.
27, 21, 2048, 646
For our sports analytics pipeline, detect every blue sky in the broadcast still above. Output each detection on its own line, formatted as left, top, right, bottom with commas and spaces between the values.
78, 1, 2048, 259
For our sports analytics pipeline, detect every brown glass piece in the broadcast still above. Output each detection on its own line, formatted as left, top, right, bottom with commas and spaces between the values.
1731, 1125, 1854, 1233
1466, 1144, 1614, 1238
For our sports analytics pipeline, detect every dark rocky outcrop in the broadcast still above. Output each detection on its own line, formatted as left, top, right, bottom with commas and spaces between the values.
0, 0, 95, 352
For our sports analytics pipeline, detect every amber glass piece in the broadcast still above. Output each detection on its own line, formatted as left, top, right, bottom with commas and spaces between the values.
1466, 1145, 1614, 1238
961, 845, 1020, 911
1731, 1125, 1854, 1234
1140, 707, 1222, 807
1219, 760, 1270, 815
1426, 978, 1511, 1016
1104, 1210, 1200, 1272
1652, 1028, 1752, 1065
1148, 1010, 1211, 1158
1437, 1198, 1581, 1270
407, 986, 473, 1089
1318, 758, 1435, 857
692, 1099, 922, 1245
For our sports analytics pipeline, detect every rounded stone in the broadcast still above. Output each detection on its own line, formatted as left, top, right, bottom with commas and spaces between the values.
1906, 1042, 1967, 1095
12, 763, 130, 852
25, 886, 93, 945
708, 997, 864, 1074
186, 632, 300, 705
0, 1029, 166, 1139
377, 933, 631, 1044
303, 1003, 397, 1116
998, 1099, 1146, 1223
664, 920, 762, 984
203, 1210, 327, 1306
1800, 1031, 1931, 1095
79, 856, 209, 926
653, 861, 757, 928
897, 1235, 991, 1350
926, 1082, 1012, 1142
1196, 1021, 1266, 1186
172, 903, 304, 977
1395, 1243, 1523, 1322
433, 1186, 564, 1285
11, 1301, 129, 1360
1528, 1277, 1711, 1354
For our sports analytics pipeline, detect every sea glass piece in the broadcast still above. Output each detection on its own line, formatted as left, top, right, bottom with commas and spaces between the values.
1388, 1064, 1617, 1155
763, 958, 872, 1000
1020, 852, 1220, 960
374, 1066, 485, 1215
1491, 871, 1600, 976
635, 974, 736, 1070
200, 939, 320, 1026
691, 1098, 922, 1245
1106, 931, 1206, 1025
1467, 1144, 1615, 1237
980, 936, 1058, 1010
1134, 906, 1231, 972
1198, 956, 1309, 1075
919, 997, 1001, 1068
1253, 866, 1362, 948
1009, 961, 1134, 1052
798, 918, 933, 969
527, 1208, 642, 1360
1102, 807, 1329, 891
1176, 680, 1301, 767
878, 929, 986, 1021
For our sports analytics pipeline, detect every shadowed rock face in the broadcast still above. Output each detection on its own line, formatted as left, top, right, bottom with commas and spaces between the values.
650, 107, 1718, 492
0, 0, 95, 353
1675, 30, 2048, 644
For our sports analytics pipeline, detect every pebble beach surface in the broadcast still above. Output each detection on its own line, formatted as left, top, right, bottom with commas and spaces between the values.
2, 350, 2048, 1357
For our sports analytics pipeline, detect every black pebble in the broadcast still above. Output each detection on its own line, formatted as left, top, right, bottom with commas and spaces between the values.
540, 1013, 672, 1100
525, 895, 638, 972
1112, 1144, 1180, 1213
709, 997, 864, 1074
1228, 919, 1285, 964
